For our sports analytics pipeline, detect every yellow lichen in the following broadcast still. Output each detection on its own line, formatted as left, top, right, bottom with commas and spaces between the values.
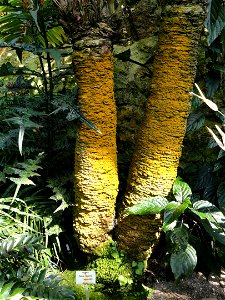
73, 49, 119, 254
117, 5, 206, 261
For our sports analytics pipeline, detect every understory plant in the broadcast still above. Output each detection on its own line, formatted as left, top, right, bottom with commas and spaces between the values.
0, 0, 82, 298
125, 177, 225, 281
0, 153, 77, 298
0, 194, 77, 299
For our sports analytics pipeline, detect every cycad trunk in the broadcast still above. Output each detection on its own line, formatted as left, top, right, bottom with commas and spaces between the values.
116, 1, 207, 261
73, 40, 119, 255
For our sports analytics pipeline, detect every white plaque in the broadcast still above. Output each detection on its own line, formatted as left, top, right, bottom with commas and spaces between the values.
76, 270, 96, 285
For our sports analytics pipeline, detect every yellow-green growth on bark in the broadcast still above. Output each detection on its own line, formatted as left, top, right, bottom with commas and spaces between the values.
116, 2, 207, 261
73, 47, 119, 255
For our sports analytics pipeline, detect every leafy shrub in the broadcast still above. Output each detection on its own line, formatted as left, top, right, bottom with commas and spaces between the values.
125, 177, 225, 281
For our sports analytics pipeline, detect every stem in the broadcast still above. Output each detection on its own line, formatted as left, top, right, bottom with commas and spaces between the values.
46, 52, 54, 100
38, 12, 54, 154
38, 55, 49, 112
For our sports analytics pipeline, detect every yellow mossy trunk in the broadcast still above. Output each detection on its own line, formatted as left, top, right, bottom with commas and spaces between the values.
116, 2, 207, 261
73, 48, 119, 255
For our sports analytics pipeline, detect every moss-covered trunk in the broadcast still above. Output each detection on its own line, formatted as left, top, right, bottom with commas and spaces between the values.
116, 1, 207, 261
73, 41, 119, 255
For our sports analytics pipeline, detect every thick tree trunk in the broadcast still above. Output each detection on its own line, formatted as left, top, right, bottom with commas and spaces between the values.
116, 0, 207, 261
73, 41, 119, 255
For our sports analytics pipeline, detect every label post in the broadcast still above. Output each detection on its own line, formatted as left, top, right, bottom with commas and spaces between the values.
76, 270, 96, 300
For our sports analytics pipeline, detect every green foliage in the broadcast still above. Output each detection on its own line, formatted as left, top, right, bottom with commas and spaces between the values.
205, 0, 225, 46
126, 177, 225, 280
172, 177, 192, 203
186, 111, 205, 132
0, 269, 76, 300
0, 2, 80, 299
0, 159, 77, 299
170, 244, 197, 281
125, 196, 168, 215
0, 0, 66, 47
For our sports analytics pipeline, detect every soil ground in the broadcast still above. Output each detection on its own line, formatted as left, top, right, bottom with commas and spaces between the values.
144, 238, 225, 299
148, 271, 225, 300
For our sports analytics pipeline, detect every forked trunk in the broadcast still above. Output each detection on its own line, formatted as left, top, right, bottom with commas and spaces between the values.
116, 0, 207, 261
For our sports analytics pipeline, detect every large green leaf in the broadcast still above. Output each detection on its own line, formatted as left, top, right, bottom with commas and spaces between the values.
168, 226, 189, 251
217, 181, 225, 213
125, 196, 168, 215
0, 6, 17, 13
173, 177, 192, 203
8, 0, 22, 5
162, 199, 191, 230
170, 244, 197, 280
191, 200, 225, 227
201, 219, 225, 245
0, 234, 43, 257
186, 112, 205, 132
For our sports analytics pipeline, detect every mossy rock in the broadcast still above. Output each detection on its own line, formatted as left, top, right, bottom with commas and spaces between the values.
61, 257, 148, 299
87, 257, 134, 296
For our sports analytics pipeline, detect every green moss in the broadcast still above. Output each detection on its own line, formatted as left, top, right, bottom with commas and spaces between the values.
61, 242, 151, 299
88, 257, 133, 291
62, 257, 140, 299
92, 239, 114, 257
61, 270, 110, 300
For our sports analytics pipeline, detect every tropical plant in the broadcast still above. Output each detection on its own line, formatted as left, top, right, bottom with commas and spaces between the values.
0, 1, 81, 297
125, 177, 225, 281
0, 194, 77, 299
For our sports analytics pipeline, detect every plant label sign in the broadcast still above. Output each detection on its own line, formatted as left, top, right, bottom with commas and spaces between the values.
76, 270, 96, 285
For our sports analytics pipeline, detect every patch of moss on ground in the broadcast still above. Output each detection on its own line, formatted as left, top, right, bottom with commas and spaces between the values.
61, 257, 149, 300
88, 257, 133, 296
62, 270, 110, 300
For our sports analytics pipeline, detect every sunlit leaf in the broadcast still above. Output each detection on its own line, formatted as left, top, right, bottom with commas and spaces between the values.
207, 126, 225, 150
163, 199, 191, 229
191, 200, 225, 227
29, 6, 41, 32
201, 219, 225, 245
125, 196, 168, 215
18, 125, 25, 156
194, 83, 219, 111
173, 177, 192, 203
46, 26, 66, 46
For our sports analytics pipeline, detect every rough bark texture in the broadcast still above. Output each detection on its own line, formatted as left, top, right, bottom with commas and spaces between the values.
116, 1, 207, 261
73, 44, 119, 255
114, 0, 162, 199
